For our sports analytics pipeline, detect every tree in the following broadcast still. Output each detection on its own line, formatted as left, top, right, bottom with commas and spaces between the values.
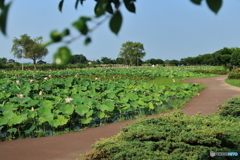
119, 41, 146, 66
69, 54, 87, 64
231, 48, 240, 66
145, 58, 164, 65
168, 59, 179, 66
11, 34, 48, 70
101, 57, 114, 64
0, 57, 7, 68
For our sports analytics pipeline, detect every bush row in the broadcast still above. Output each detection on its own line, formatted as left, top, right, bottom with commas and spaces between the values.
81, 96, 240, 160
191, 69, 228, 75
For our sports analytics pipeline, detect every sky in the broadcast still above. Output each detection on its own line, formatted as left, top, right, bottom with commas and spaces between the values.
1, 0, 240, 63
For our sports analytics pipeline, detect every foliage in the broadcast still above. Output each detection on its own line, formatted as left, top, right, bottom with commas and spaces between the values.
0, 57, 7, 68
145, 58, 164, 65
11, 34, 48, 70
191, 69, 227, 75
231, 48, 240, 66
69, 54, 88, 64
217, 96, 240, 117
0, 66, 209, 141
119, 41, 146, 66
228, 70, 240, 79
82, 109, 240, 159
101, 57, 115, 64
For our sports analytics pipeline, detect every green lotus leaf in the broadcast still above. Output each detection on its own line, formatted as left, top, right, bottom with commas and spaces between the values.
75, 104, 89, 116
58, 104, 74, 115
24, 123, 36, 134
81, 117, 93, 124
103, 101, 115, 111
8, 115, 23, 126
7, 128, 17, 133
97, 111, 105, 119
0, 102, 14, 112
96, 104, 108, 111
148, 102, 154, 110
86, 110, 93, 118
27, 99, 39, 107
107, 93, 115, 99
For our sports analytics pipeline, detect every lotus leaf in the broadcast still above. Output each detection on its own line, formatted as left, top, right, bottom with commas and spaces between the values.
81, 117, 93, 124
59, 104, 74, 115
75, 104, 89, 116
97, 111, 105, 119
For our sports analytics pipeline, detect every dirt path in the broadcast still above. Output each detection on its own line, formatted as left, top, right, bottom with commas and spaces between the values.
0, 75, 239, 160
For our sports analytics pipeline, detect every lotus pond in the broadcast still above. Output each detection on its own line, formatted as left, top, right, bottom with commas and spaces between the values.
0, 66, 224, 141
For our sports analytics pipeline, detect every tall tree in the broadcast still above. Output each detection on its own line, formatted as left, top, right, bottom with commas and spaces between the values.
231, 48, 240, 66
119, 41, 146, 66
11, 34, 48, 70
0, 57, 7, 68
69, 54, 87, 64
101, 57, 114, 64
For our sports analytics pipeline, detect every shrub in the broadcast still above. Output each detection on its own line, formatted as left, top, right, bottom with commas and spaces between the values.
217, 96, 240, 117
228, 72, 240, 79
192, 69, 227, 75
82, 110, 240, 160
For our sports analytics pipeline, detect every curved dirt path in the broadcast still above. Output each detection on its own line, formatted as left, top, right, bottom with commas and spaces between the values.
0, 75, 239, 160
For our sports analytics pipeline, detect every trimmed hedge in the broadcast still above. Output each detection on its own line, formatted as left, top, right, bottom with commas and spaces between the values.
228, 69, 240, 79
81, 97, 240, 160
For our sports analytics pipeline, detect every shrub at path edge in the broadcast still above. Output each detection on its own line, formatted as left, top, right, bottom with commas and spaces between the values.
81, 97, 240, 160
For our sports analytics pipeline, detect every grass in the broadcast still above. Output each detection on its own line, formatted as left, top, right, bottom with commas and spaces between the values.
225, 79, 240, 87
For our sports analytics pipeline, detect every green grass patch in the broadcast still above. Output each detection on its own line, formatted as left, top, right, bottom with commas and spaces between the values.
225, 79, 240, 87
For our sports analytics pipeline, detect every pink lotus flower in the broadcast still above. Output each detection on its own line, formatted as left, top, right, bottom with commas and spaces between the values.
39, 91, 42, 95
17, 94, 24, 98
31, 107, 34, 111
65, 97, 73, 103
30, 80, 34, 83
44, 77, 48, 80
48, 75, 52, 78
16, 80, 20, 84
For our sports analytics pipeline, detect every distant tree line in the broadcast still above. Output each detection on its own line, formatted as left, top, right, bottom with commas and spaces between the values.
180, 47, 240, 66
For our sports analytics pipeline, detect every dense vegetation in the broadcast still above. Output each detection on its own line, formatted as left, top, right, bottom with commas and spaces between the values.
82, 96, 240, 160
0, 66, 219, 141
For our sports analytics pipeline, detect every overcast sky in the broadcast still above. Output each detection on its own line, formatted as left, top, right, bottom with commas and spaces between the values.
1, 0, 240, 63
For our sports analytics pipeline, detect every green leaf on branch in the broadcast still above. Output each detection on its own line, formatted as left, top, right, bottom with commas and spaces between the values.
109, 10, 122, 35
50, 30, 62, 42
106, 2, 114, 14
84, 37, 91, 45
190, 0, 202, 5
72, 16, 91, 35
123, 0, 136, 13
206, 0, 222, 14
75, 0, 85, 9
75, 0, 79, 9
94, 0, 108, 17
61, 28, 70, 37
53, 46, 72, 66
58, 0, 64, 12
7, 128, 17, 133
0, 2, 11, 35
